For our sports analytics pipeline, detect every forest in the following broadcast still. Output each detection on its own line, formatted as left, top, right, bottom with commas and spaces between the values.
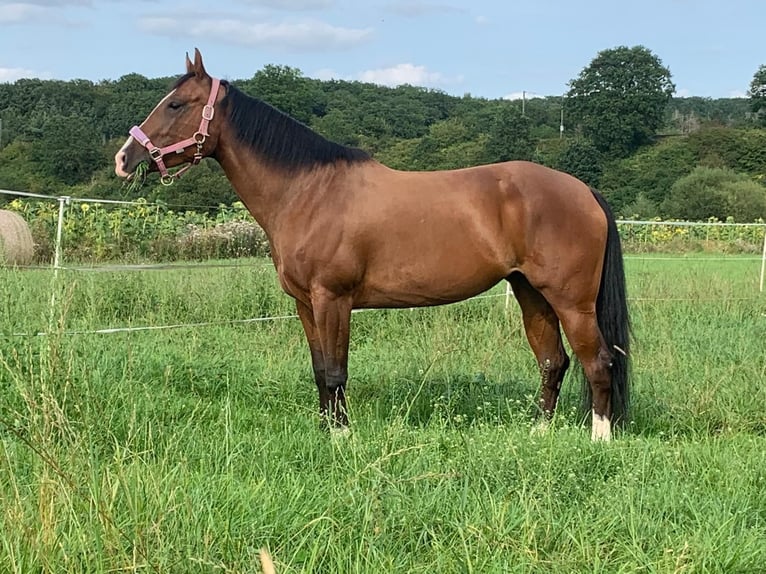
1, 46, 765, 221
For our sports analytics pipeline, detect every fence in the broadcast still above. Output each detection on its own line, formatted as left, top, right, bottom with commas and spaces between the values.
1, 189, 269, 265
3, 188, 766, 296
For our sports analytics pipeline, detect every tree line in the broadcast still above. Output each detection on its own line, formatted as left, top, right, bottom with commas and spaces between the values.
1, 46, 764, 221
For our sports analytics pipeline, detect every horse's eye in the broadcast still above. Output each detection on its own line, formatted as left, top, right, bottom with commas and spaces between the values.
168, 101, 184, 111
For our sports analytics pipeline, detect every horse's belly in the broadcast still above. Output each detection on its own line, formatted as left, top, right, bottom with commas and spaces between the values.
355, 260, 506, 308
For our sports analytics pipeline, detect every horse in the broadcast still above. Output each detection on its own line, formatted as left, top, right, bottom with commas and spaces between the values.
115, 49, 630, 441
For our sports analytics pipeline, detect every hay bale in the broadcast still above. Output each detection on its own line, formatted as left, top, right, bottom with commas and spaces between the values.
0, 210, 34, 266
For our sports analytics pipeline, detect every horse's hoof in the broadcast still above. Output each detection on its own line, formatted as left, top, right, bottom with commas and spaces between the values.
530, 419, 550, 436
591, 411, 612, 442
330, 426, 351, 438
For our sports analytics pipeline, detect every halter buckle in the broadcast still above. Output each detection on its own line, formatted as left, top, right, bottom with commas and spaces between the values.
202, 104, 215, 121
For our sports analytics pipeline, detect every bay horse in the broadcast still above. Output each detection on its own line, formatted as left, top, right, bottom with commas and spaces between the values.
115, 49, 629, 441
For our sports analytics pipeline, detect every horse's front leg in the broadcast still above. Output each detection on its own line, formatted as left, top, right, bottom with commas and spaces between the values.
296, 299, 330, 426
311, 288, 353, 428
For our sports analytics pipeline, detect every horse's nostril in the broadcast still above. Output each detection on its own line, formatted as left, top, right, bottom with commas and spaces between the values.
114, 150, 131, 177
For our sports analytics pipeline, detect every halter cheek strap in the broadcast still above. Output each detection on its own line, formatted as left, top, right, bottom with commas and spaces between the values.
129, 77, 221, 186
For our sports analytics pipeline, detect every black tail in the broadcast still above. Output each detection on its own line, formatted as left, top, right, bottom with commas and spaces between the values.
583, 189, 631, 423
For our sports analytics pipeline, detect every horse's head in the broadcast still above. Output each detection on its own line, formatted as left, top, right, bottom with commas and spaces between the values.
114, 48, 223, 185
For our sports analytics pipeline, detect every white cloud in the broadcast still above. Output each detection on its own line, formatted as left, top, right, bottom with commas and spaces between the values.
0, 3, 45, 23
383, 0, 463, 17
0, 66, 48, 82
139, 16, 373, 52
503, 91, 545, 101
314, 67, 339, 81
675, 87, 691, 97
314, 63, 463, 89
0, 0, 119, 25
728, 90, 747, 99
0, 0, 89, 4
356, 63, 462, 88
241, 0, 334, 9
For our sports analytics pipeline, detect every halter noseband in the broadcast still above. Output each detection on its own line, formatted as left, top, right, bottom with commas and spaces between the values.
129, 77, 221, 186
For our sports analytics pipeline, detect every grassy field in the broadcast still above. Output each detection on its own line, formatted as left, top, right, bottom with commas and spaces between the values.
1, 255, 765, 573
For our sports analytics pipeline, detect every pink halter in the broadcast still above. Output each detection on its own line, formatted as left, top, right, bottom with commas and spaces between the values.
129, 77, 221, 186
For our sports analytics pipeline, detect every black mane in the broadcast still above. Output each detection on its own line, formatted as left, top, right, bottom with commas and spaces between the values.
219, 81, 371, 170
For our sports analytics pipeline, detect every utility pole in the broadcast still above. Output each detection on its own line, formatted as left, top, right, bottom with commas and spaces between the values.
559, 107, 564, 139
521, 91, 526, 116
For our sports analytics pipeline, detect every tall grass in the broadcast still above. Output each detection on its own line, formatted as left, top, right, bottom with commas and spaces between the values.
0, 255, 764, 572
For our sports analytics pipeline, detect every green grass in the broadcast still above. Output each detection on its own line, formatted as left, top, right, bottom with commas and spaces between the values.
1, 255, 765, 573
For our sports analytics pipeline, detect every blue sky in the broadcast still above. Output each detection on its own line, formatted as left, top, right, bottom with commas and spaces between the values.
0, 0, 762, 100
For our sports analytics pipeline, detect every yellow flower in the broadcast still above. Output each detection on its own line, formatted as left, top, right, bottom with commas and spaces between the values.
80, 203, 90, 212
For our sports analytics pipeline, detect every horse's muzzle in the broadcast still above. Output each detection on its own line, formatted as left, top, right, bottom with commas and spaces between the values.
114, 136, 148, 178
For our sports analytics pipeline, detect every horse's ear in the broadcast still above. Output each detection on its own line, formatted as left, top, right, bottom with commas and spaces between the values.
191, 47, 208, 79
185, 52, 193, 74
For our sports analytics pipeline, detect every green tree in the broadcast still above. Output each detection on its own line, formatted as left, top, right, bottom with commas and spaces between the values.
662, 166, 766, 221
666, 96, 751, 128
414, 119, 486, 170
103, 74, 175, 139
555, 139, 603, 187
748, 64, 766, 125
482, 103, 533, 164
241, 65, 326, 124
311, 109, 360, 146
599, 136, 697, 213
0, 140, 57, 195
566, 45, 675, 158
725, 178, 766, 221
621, 193, 660, 219
688, 127, 766, 175
29, 114, 106, 187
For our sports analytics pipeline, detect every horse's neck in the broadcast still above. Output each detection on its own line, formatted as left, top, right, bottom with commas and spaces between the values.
213, 127, 371, 238
214, 138, 291, 234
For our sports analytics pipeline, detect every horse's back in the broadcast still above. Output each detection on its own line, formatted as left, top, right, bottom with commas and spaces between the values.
364, 160, 606, 266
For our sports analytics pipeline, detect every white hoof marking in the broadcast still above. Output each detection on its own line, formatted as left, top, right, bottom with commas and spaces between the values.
591, 410, 612, 442
330, 426, 351, 439
530, 419, 550, 436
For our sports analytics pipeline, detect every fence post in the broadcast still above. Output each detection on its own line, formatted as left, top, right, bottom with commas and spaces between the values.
53, 196, 70, 271
760, 227, 766, 293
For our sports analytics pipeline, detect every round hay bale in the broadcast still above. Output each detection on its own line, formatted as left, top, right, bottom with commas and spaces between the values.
0, 209, 34, 267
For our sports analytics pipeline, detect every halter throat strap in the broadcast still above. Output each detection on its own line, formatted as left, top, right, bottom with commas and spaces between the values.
129, 77, 221, 186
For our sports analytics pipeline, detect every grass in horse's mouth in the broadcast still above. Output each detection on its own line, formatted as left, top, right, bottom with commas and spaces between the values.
124, 161, 149, 193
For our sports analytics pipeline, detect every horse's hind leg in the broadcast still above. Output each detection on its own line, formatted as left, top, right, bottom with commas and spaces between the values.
508, 273, 570, 421
554, 307, 614, 441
